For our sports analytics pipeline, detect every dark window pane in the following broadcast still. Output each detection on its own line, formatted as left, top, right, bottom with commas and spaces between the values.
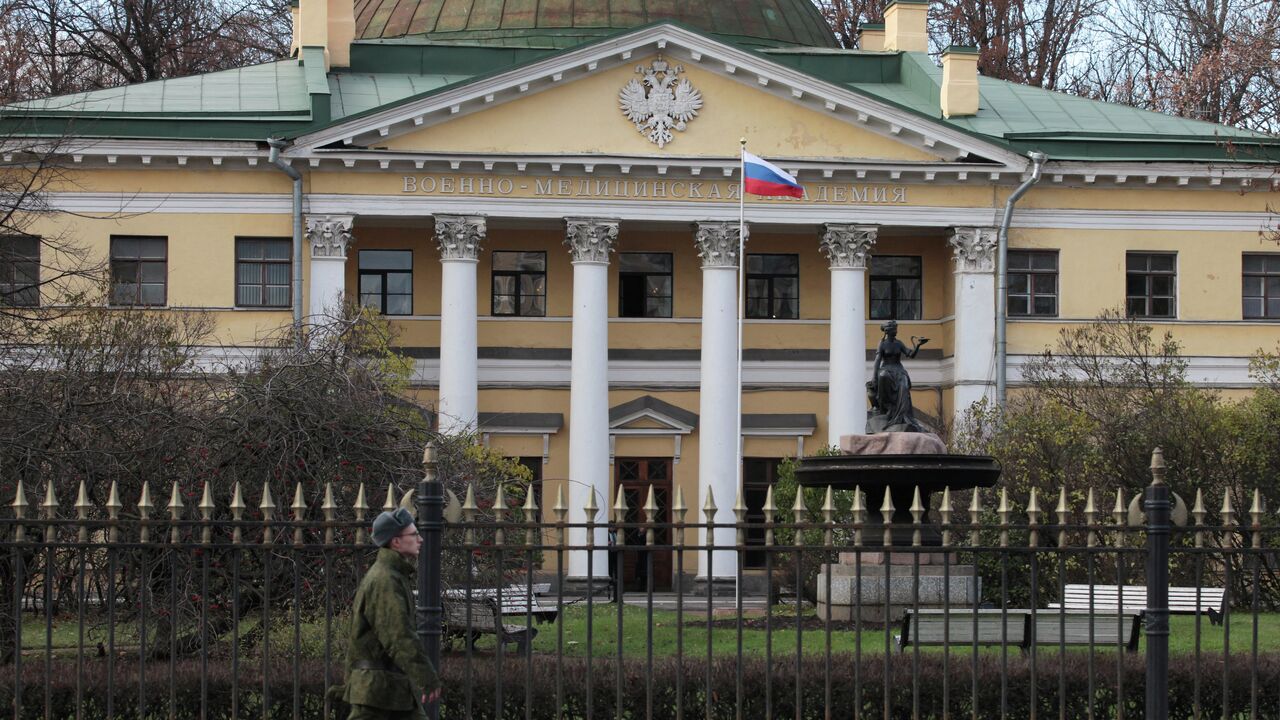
386, 295, 412, 315
646, 276, 671, 297
747, 298, 769, 317
492, 275, 515, 294
1149, 254, 1175, 272
359, 293, 380, 309
1126, 275, 1147, 296
896, 278, 921, 302
763, 255, 798, 274
265, 286, 289, 307
774, 298, 798, 319
896, 300, 921, 320
140, 262, 165, 283
520, 295, 545, 316
1031, 252, 1057, 270
869, 280, 892, 300
138, 239, 166, 259
493, 295, 516, 315
872, 256, 920, 276
1267, 277, 1280, 296
620, 253, 672, 272
870, 299, 892, 319
1126, 297, 1146, 317
1008, 273, 1029, 294
1150, 298, 1172, 317
112, 238, 138, 259
646, 298, 671, 317
140, 283, 165, 305
1243, 276, 1264, 297
1150, 275, 1173, 297
1268, 298, 1280, 318
521, 274, 546, 296
238, 286, 262, 306
773, 277, 798, 299
265, 264, 289, 285
1244, 298, 1264, 318
237, 264, 259, 285
1267, 256, 1280, 273
361, 275, 383, 294
1033, 296, 1056, 316
1126, 254, 1145, 272
1244, 255, 1266, 273
746, 278, 769, 298
360, 250, 412, 270
1033, 274, 1056, 294
387, 273, 413, 295
112, 283, 136, 304
1008, 252, 1032, 270
1008, 295, 1029, 315
237, 239, 263, 259
265, 240, 290, 260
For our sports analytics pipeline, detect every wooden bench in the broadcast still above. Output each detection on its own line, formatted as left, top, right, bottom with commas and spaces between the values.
1047, 584, 1225, 625
443, 583, 558, 624
898, 609, 1142, 653
443, 596, 539, 654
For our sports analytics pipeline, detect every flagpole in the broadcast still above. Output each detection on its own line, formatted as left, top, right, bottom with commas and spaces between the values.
736, 138, 746, 606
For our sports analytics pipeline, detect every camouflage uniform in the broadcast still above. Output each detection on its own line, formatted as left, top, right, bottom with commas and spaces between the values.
341, 547, 440, 720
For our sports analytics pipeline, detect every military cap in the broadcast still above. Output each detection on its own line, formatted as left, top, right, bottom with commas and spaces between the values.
371, 507, 415, 547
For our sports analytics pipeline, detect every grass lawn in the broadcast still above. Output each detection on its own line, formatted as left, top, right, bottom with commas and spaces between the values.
21, 606, 1279, 659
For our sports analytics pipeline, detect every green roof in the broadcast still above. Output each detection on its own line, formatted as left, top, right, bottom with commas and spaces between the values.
352, 0, 839, 49
2, 22, 1277, 161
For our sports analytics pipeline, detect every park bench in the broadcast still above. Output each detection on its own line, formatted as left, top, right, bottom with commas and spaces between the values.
1047, 584, 1225, 625
443, 583, 559, 624
897, 609, 1142, 653
443, 596, 539, 654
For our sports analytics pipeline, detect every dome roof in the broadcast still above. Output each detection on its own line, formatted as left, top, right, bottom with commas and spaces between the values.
352, 0, 839, 49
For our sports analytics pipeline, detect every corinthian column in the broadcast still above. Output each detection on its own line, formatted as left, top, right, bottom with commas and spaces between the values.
305, 214, 354, 320
435, 215, 485, 435
563, 217, 618, 588
820, 224, 877, 444
949, 226, 998, 427
694, 220, 745, 594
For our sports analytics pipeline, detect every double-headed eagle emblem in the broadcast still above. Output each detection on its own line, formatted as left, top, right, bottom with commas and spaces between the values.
619, 59, 703, 148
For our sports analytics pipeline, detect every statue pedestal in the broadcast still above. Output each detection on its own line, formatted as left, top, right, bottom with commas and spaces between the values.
816, 552, 980, 624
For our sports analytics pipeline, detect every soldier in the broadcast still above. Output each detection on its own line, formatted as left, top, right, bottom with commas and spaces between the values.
339, 507, 441, 720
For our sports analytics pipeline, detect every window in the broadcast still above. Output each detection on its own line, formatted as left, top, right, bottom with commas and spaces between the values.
515, 456, 544, 518
0, 236, 39, 307
743, 458, 785, 568
618, 252, 672, 318
491, 251, 546, 317
236, 238, 291, 308
358, 250, 413, 316
1126, 252, 1176, 318
869, 255, 922, 320
1244, 254, 1280, 319
110, 236, 167, 306
1007, 250, 1058, 317
746, 254, 799, 319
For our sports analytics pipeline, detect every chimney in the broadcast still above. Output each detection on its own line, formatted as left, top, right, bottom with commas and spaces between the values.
883, 0, 928, 52
293, 0, 355, 69
941, 46, 980, 117
857, 23, 885, 52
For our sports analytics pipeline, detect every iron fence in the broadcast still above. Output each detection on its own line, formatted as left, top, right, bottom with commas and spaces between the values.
0, 446, 1277, 720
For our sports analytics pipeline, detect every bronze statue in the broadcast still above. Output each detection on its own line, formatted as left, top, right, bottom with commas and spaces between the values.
867, 320, 929, 433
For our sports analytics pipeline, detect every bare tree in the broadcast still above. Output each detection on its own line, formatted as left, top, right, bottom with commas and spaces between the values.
814, 0, 892, 47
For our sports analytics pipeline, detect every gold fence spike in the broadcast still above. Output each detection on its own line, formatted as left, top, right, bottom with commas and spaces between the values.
794, 487, 809, 548
850, 485, 865, 546
261, 482, 276, 545
1055, 487, 1069, 549
322, 483, 337, 545
382, 483, 396, 512
1112, 489, 1125, 525
422, 441, 436, 468
398, 489, 415, 515
704, 486, 719, 520
823, 486, 836, 548
645, 485, 659, 547
613, 483, 628, 518
1084, 487, 1098, 548
493, 485, 508, 547
524, 486, 539, 547
106, 481, 122, 544
76, 480, 92, 544
880, 489, 894, 548
168, 482, 184, 544
12, 480, 29, 542
1027, 488, 1041, 547
551, 484, 567, 548
138, 482, 152, 544
998, 488, 1010, 548
200, 482, 215, 545
230, 482, 245, 544
462, 484, 478, 545
969, 488, 982, 546
293, 483, 307, 547
353, 482, 368, 544
672, 484, 687, 551
42, 481, 59, 545
736, 487, 750, 547
1192, 488, 1206, 549
763, 485, 776, 547
1220, 491, 1236, 527
444, 488, 463, 525
1250, 489, 1264, 549
1149, 447, 1166, 485
582, 485, 599, 537
910, 486, 925, 548
940, 487, 953, 548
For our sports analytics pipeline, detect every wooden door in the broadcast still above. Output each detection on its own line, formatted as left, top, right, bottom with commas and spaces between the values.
613, 458, 673, 592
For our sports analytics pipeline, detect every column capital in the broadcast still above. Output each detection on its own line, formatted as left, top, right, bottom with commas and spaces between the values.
435, 215, 486, 261
694, 221, 747, 268
306, 215, 354, 259
820, 224, 878, 269
948, 226, 998, 273
563, 218, 620, 264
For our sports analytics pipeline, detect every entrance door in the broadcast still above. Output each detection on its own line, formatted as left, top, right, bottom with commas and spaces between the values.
613, 458, 673, 592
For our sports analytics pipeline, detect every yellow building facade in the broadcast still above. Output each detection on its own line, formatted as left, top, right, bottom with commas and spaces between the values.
5, 0, 1279, 589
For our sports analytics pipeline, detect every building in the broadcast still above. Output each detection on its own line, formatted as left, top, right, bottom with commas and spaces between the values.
3, 0, 1279, 591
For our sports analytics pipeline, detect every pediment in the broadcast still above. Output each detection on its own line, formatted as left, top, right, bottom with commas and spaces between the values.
377, 55, 942, 162
293, 24, 1022, 171
609, 396, 698, 433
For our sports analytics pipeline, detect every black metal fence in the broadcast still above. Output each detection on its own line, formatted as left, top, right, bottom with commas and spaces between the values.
1, 446, 1277, 719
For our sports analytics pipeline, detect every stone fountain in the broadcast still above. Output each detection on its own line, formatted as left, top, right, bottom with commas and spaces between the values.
796, 320, 1001, 622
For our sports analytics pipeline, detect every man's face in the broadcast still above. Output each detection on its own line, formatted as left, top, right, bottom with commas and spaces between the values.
389, 523, 421, 560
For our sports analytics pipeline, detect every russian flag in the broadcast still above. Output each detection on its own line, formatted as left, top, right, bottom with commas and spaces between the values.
743, 151, 805, 198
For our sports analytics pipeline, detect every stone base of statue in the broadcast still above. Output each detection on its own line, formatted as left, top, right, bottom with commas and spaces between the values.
816, 551, 980, 623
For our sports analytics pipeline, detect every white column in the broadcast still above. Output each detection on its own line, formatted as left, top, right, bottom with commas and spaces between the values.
949, 227, 999, 426
305, 215, 353, 320
564, 218, 618, 582
435, 215, 485, 435
694, 221, 745, 590
821, 224, 877, 445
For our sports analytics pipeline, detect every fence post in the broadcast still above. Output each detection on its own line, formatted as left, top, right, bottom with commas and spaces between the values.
1145, 447, 1171, 720
417, 442, 445, 720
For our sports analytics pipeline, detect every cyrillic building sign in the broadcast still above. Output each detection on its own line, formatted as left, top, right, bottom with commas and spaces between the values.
400, 175, 909, 204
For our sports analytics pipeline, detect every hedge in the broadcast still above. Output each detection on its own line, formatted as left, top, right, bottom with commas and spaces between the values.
1, 651, 1276, 718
